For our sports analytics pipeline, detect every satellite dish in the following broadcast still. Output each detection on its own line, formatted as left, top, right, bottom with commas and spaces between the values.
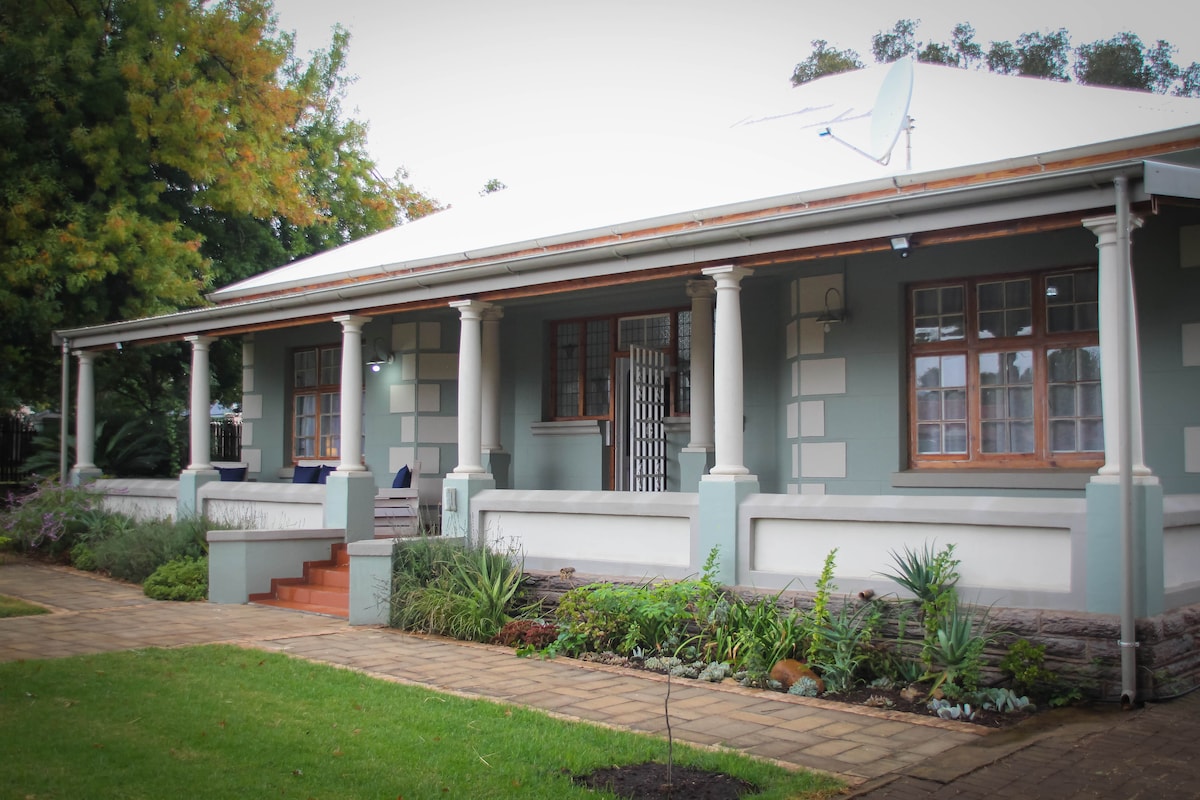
819, 58, 915, 169
868, 58, 914, 162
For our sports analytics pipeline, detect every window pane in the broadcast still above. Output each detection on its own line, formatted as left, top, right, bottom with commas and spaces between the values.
1077, 346, 1101, 380
916, 356, 943, 388
1045, 270, 1099, 332
1007, 308, 1032, 337
555, 323, 581, 417
1009, 386, 1033, 418
1010, 421, 1034, 453
941, 286, 963, 314
978, 282, 1003, 311
676, 312, 691, 413
585, 319, 611, 416
1079, 383, 1102, 417
941, 355, 966, 387
978, 311, 1003, 340
917, 424, 942, 454
1080, 419, 1104, 452
1005, 279, 1030, 308
320, 348, 341, 385
1047, 348, 1076, 383
943, 389, 966, 421
981, 421, 1004, 453
944, 423, 967, 453
914, 316, 939, 343
1050, 420, 1077, 452
294, 350, 317, 388
1045, 274, 1073, 303
914, 288, 939, 316
941, 315, 965, 341
1049, 384, 1076, 417
916, 390, 942, 421
981, 387, 1005, 419
1077, 303, 1099, 331
1047, 305, 1074, 333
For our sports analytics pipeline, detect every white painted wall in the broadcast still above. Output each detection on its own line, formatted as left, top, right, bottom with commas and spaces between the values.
93, 479, 177, 521
198, 482, 326, 529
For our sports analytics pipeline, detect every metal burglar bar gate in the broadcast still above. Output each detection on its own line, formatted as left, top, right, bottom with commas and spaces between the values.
628, 345, 668, 491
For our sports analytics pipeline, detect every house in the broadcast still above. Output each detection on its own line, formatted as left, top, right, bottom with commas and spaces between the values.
55, 63, 1200, 698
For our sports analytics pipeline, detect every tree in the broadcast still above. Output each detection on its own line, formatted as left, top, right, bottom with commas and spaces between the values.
872, 19, 919, 63
0, 0, 438, 408
1075, 34, 1176, 93
794, 20, 1199, 97
790, 39, 864, 86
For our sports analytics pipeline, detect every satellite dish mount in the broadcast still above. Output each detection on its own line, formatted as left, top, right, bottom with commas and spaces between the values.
820, 58, 915, 170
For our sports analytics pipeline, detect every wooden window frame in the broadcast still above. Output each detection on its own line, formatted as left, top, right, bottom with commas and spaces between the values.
549, 308, 691, 422
291, 345, 343, 463
907, 266, 1103, 470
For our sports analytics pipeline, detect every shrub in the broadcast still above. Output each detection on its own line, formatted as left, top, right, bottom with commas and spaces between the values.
494, 619, 560, 649
144, 556, 208, 601
389, 538, 528, 642
70, 542, 98, 571
91, 517, 205, 583
1, 480, 105, 559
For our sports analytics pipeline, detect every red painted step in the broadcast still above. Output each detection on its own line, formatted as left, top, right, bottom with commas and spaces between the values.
250, 543, 349, 618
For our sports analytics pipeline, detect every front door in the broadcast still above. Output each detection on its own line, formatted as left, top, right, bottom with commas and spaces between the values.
621, 344, 668, 491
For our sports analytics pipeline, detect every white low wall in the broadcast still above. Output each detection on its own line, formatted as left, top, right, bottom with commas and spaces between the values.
472, 490, 699, 579
740, 494, 1086, 610
198, 482, 325, 529
1164, 495, 1200, 607
93, 479, 178, 521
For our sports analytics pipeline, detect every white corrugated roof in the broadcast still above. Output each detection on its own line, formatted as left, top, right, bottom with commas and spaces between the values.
211, 63, 1200, 302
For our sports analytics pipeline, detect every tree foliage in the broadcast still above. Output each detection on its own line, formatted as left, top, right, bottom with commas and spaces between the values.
791, 18, 1200, 97
0, 0, 439, 408
790, 39, 864, 86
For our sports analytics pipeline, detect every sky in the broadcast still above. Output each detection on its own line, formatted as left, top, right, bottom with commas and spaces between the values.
273, 0, 1200, 208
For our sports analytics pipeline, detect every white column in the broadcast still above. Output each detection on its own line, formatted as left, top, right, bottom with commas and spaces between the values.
451, 300, 490, 474
686, 279, 715, 450
185, 335, 217, 470
702, 265, 753, 475
1083, 214, 1150, 476
73, 351, 98, 472
481, 306, 503, 452
333, 315, 369, 471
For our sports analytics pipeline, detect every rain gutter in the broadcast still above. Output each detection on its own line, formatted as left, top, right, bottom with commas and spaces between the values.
1115, 175, 1138, 707
54, 148, 1173, 351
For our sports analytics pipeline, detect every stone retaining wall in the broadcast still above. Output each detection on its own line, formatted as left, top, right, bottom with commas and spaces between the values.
523, 571, 1200, 702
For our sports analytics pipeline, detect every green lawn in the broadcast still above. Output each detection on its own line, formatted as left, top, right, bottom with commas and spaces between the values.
0, 645, 843, 799
0, 592, 48, 618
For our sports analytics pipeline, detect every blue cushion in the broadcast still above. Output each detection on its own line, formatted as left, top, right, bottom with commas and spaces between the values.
216, 466, 247, 482
392, 465, 412, 489
292, 464, 321, 484
317, 464, 336, 484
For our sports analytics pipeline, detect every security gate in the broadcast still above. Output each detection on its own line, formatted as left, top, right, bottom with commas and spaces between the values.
626, 345, 668, 491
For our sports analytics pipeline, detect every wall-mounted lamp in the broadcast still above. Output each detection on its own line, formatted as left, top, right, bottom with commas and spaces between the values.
816, 287, 847, 333
366, 338, 394, 373
890, 235, 911, 258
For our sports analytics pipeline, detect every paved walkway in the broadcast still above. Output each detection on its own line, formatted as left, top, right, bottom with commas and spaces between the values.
2, 559, 1197, 795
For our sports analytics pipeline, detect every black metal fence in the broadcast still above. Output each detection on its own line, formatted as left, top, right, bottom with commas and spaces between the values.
210, 418, 242, 462
1, 414, 37, 484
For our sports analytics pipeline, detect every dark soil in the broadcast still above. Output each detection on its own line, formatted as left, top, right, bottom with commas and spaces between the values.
573, 762, 756, 799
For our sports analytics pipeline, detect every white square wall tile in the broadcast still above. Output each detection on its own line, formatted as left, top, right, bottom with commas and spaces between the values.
241, 341, 255, 367
241, 394, 263, 419
791, 361, 799, 398
786, 402, 799, 439
787, 483, 800, 495
797, 274, 843, 316
419, 416, 458, 444
800, 442, 846, 478
240, 421, 254, 447
800, 483, 827, 496
392, 322, 417, 352
242, 366, 254, 393
417, 384, 441, 412
1183, 323, 1200, 367
419, 353, 458, 380
800, 401, 825, 437
791, 442, 799, 479
240, 448, 262, 474
798, 318, 826, 356
417, 446, 441, 475
799, 358, 846, 396
786, 320, 798, 359
399, 354, 417, 380
419, 321, 441, 350
389, 446, 417, 473
400, 416, 416, 443
390, 384, 415, 414
1186, 427, 1200, 473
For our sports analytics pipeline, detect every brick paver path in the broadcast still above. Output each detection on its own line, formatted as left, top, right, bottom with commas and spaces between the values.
4, 558, 1197, 795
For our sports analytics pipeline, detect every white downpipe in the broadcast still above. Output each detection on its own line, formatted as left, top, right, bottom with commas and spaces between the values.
59, 338, 70, 484
1115, 176, 1138, 707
